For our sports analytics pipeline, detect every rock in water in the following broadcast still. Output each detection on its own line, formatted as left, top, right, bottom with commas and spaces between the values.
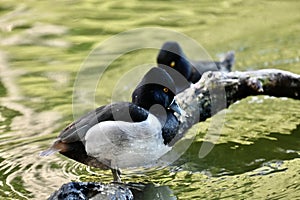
48, 182, 133, 200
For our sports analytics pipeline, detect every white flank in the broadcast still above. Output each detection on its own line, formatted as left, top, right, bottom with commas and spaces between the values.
85, 113, 171, 169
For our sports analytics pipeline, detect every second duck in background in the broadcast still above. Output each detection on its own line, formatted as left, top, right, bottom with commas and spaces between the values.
157, 41, 235, 92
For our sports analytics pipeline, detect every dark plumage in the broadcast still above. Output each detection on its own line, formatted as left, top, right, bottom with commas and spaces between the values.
40, 67, 182, 182
157, 41, 235, 92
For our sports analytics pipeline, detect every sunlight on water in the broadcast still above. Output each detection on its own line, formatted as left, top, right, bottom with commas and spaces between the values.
0, 0, 300, 199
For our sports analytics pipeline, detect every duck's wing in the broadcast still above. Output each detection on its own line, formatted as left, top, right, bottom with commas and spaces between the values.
190, 54, 235, 83
40, 102, 149, 157
58, 102, 149, 143
220, 51, 235, 72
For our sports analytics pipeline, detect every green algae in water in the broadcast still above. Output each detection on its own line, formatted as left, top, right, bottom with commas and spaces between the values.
0, 0, 300, 199
0, 106, 22, 132
0, 81, 6, 97
0, 164, 32, 200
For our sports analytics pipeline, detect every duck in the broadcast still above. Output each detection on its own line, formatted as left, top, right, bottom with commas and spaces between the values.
40, 67, 183, 182
157, 41, 235, 92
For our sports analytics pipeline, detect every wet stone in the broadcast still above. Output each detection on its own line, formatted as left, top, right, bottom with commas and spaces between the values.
48, 182, 133, 200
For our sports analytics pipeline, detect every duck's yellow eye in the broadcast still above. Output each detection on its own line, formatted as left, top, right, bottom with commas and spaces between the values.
163, 87, 169, 93
170, 61, 175, 67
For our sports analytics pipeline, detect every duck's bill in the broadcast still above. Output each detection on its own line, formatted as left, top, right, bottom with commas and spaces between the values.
169, 99, 184, 115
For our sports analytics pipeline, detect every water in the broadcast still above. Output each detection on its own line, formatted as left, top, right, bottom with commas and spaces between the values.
0, 0, 300, 199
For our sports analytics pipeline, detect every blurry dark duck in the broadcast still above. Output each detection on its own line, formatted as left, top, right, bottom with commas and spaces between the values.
157, 41, 235, 92
40, 67, 183, 182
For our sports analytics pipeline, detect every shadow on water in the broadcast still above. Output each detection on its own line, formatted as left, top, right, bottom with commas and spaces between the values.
176, 124, 300, 176
133, 183, 176, 200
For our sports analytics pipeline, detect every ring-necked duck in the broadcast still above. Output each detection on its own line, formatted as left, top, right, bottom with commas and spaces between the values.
157, 41, 235, 92
40, 67, 183, 182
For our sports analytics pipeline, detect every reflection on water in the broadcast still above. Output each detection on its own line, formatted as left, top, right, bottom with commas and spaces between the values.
0, 0, 300, 199
129, 183, 177, 200
176, 124, 300, 176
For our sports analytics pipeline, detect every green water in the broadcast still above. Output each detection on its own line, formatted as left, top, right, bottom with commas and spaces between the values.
0, 0, 300, 199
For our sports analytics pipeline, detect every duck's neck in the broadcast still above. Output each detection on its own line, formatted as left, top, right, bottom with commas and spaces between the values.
147, 105, 179, 145
147, 104, 169, 126
189, 65, 201, 83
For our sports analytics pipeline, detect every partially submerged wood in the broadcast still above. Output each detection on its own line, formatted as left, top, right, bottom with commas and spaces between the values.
173, 69, 300, 142
48, 69, 300, 199
187, 69, 299, 118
